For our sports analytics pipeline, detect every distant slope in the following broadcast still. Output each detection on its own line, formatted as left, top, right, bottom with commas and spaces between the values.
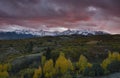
0, 32, 36, 40
0, 34, 120, 63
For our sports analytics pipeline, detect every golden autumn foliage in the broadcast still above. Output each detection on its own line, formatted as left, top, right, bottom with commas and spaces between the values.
118, 54, 120, 61
32, 52, 120, 77
33, 67, 42, 78
101, 58, 111, 70
68, 59, 74, 70
0, 71, 9, 78
43, 59, 55, 78
33, 56, 46, 78
2, 64, 8, 72
41, 56, 46, 67
33, 53, 74, 77
0, 64, 9, 72
0, 65, 2, 72
55, 53, 73, 74
0, 64, 9, 78
101, 52, 120, 70
77, 55, 92, 73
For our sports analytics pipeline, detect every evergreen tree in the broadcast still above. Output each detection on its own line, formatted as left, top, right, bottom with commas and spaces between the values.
45, 47, 52, 60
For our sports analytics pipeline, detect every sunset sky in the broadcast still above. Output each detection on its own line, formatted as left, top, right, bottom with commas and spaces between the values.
0, 0, 120, 34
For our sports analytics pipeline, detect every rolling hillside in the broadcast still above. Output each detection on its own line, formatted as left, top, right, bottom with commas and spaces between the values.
0, 35, 120, 78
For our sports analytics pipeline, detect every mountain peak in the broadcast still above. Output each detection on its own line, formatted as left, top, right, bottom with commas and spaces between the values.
0, 29, 110, 40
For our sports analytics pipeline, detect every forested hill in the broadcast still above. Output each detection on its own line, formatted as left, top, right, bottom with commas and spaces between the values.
0, 34, 120, 78
0, 34, 120, 63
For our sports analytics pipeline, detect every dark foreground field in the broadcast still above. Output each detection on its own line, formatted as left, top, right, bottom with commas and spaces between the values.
0, 35, 120, 78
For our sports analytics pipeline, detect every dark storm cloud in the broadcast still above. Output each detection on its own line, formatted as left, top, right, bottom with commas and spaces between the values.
0, 0, 120, 34
0, 0, 119, 19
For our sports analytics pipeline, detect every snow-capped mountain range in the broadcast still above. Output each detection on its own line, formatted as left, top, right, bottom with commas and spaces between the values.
0, 29, 109, 40
13, 29, 109, 36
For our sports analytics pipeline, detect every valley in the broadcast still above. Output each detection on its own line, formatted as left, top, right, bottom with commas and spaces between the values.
0, 35, 120, 78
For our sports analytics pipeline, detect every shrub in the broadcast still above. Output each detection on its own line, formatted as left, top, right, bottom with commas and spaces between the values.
83, 67, 91, 76
19, 68, 34, 78
61, 73, 72, 78
91, 63, 104, 76
83, 63, 104, 77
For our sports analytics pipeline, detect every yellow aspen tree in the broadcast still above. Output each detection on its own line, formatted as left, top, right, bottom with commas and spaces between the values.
118, 53, 120, 61
111, 52, 119, 60
0, 71, 9, 78
41, 56, 46, 67
43, 59, 55, 78
0, 63, 9, 78
101, 58, 111, 70
0, 65, 2, 72
108, 51, 112, 59
55, 53, 72, 74
41, 55, 46, 77
33, 67, 42, 78
2, 64, 8, 71
68, 59, 74, 71
101, 52, 120, 70
77, 55, 90, 73
87, 63, 92, 68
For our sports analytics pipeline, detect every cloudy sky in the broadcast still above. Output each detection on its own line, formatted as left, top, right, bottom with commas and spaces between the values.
0, 0, 120, 34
